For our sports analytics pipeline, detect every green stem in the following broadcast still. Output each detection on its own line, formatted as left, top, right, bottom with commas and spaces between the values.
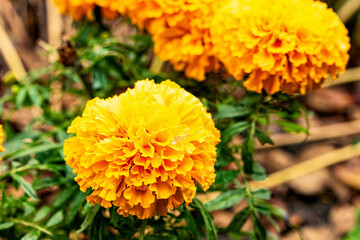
80, 73, 95, 99
139, 219, 147, 240
8, 218, 53, 236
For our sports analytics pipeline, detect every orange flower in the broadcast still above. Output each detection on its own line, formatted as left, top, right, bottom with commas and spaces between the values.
53, 0, 118, 21
211, 0, 350, 94
63, 79, 220, 219
119, 0, 222, 81
0, 125, 5, 160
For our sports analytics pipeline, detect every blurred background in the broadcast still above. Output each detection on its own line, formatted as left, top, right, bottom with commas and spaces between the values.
1, 0, 360, 239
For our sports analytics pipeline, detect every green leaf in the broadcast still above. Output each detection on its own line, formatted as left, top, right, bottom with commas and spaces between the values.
275, 120, 308, 134
253, 214, 267, 240
222, 122, 250, 143
192, 199, 218, 240
53, 186, 78, 208
27, 86, 42, 106
214, 170, 239, 185
16, 87, 27, 108
227, 207, 250, 233
34, 206, 51, 222
241, 135, 254, 174
93, 68, 107, 90
215, 104, 249, 120
250, 162, 267, 181
182, 206, 199, 240
205, 188, 245, 212
253, 188, 271, 200
0, 222, 14, 230
20, 230, 41, 240
7, 143, 63, 161
10, 173, 39, 201
46, 211, 64, 228
77, 204, 101, 233
254, 129, 274, 145
67, 191, 87, 224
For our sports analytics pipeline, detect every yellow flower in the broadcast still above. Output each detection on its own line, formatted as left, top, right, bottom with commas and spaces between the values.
63, 79, 220, 219
118, 0, 222, 81
211, 0, 350, 94
53, 0, 118, 21
0, 125, 5, 160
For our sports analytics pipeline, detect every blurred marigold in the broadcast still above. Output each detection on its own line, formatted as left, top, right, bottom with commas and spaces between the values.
211, 0, 350, 94
53, 0, 118, 21
63, 79, 220, 219
0, 125, 5, 160
118, 0, 222, 81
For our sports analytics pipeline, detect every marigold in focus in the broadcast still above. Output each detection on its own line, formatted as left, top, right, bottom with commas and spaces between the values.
63, 79, 220, 219
53, 0, 118, 21
211, 0, 350, 94
118, 0, 222, 81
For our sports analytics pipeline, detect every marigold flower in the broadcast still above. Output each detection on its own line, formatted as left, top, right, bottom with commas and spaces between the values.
0, 125, 5, 160
211, 0, 350, 94
53, 0, 118, 21
118, 0, 222, 81
63, 79, 220, 219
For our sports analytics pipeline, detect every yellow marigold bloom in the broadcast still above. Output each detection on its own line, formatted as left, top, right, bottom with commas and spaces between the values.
63, 79, 220, 219
211, 0, 350, 94
118, 0, 222, 81
0, 125, 5, 161
53, 0, 118, 21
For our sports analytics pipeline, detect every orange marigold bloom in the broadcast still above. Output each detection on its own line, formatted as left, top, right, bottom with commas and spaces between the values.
211, 0, 350, 94
118, 0, 222, 81
0, 125, 5, 160
53, 0, 118, 21
63, 79, 220, 219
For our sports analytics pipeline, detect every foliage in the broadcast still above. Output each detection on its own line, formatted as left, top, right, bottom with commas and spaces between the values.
0, 16, 310, 240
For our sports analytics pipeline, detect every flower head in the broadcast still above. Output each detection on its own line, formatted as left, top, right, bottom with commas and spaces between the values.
64, 79, 220, 219
211, 0, 350, 94
53, 0, 118, 21
119, 0, 222, 81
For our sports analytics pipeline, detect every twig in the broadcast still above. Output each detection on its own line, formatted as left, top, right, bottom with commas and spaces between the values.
337, 0, 360, 23
323, 67, 360, 88
256, 119, 360, 150
250, 143, 360, 190
199, 143, 360, 203
0, 24, 27, 80
149, 55, 163, 74
46, 0, 62, 47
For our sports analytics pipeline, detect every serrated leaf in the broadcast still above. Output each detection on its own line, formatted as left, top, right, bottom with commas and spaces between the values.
7, 143, 63, 161
253, 188, 271, 200
77, 204, 101, 233
222, 122, 250, 143
46, 211, 64, 228
205, 188, 245, 212
67, 191, 87, 224
214, 170, 239, 185
215, 104, 249, 120
27, 86, 41, 106
192, 199, 218, 240
275, 120, 308, 134
0, 222, 14, 230
20, 230, 41, 240
11, 173, 39, 201
254, 129, 274, 145
250, 162, 267, 181
34, 206, 51, 222
53, 186, 77, 208
16, 87, 27, 108
253, 214, 267, 240
182, 206, 199, 240
227, 207, 250, 233
241, 135, 254, 174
